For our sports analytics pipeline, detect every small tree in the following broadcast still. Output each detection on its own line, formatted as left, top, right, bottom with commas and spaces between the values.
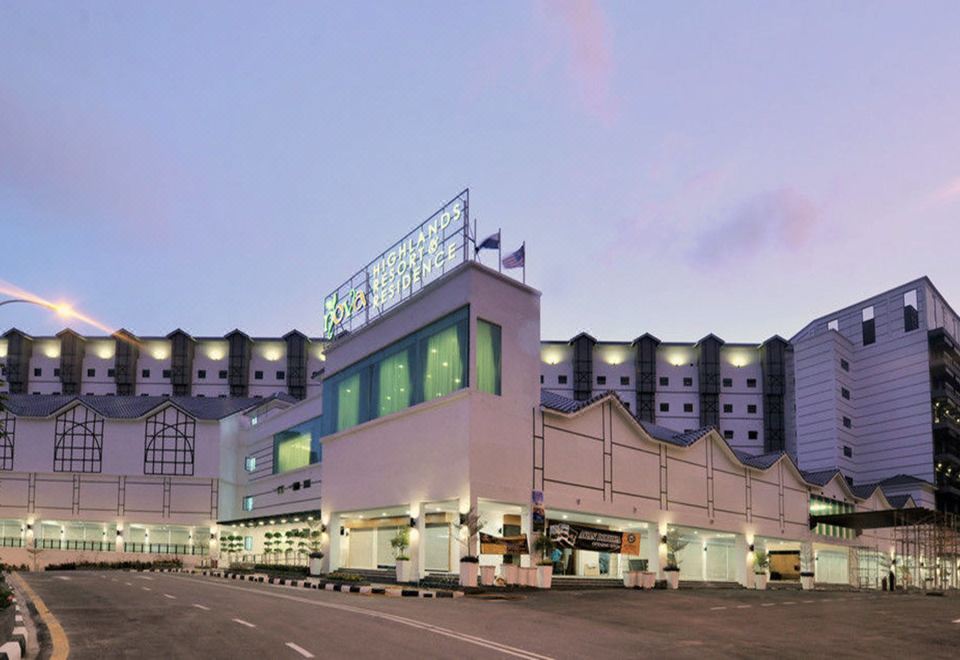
305, 521, 324, 558
284, 530, 295, 560
664, 529, 688, 570
533, 532, 556, 566
799, 544, 815, 576
753, 549, 770, 574
455, 507, 486, 561
390, 528, 410, 561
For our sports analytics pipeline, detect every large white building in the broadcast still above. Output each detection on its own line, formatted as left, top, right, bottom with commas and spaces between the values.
0, 193, 955, 588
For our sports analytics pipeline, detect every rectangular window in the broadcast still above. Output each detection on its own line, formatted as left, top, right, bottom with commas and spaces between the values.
198, 370, 207, 379
142, 369, 151, 378
843, 416, 852, 429
423, 322, 466, 401
748, 430, 758, 440
620, 376, 629, 386
840, 358, 850, 372
34, 368, 42, 377
903, 290, 919, 332
723, 404, 733, 413
659, 377, 669, 386
242, 496, 253, 512
108, 368, 115, 377
476, 320, 502, 396
276, 370, 286, 380
162, 369, 171, 379
87, 368, 96, 378
376, 349, 411, 416
254, 370, 264, 380
218, 370, 228, 379
722, 378, 733, 387
683, 403, 694, 413
843, 445, 853, 458
827, 319, 839, 332
683, 377, 693, 387
558, 375, 568, 384
272, 416, 322, 474
862, 306, 876, 346
746, 378, 757, 388
54, 368, 60, 377
841, 387, 850, 400
540, 375, 544, 384
244, 536, 253, 551
336, 373, 361, 432
659, 402, 669, 412
724, 430, 734, 440
244, 456, 256, 472
747, 404, 757, 414
596, 376, 606, 385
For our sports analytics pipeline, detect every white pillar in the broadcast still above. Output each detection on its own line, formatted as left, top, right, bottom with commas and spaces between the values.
520, 504, 532, 568
327, 513, 342, 572
412, 502, 426, 580
642, 528, 660, 576
734, 534, 748, 587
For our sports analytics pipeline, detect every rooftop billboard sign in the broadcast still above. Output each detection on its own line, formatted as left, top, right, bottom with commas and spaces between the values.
323, 189, 470, 339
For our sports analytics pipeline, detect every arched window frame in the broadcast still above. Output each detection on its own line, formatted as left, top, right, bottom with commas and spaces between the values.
0, 412, 15, 471
54, 404, 104, 473
143, 406, 196, 476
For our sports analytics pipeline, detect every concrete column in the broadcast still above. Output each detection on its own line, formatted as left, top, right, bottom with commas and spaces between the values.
642, 528, 660, 576
412, 502, 426, 580
520, 505, 532, 568
734, 534, 748, 587
326, 513, 342, 572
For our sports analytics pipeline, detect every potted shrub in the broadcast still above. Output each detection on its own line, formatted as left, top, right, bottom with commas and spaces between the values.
456, 507, 485, 587
663, 529, 687, 589
532, 532, 555, 589
624, 558, 651, 589
391, 528, 413, 583
799, 545, 815, 590
754, 549, 769, 590
479, 564, 496, 586
501, 554, 519, 585
306, 522, 324, 577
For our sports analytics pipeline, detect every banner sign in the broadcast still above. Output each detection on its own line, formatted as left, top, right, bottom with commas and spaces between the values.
531, 490, 545, 531
323, 189, 470, 339
548, 523, 641, 555
479, 533, 530, 556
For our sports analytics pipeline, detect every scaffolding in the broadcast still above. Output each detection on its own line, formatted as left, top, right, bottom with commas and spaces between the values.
892, 509, 960, 591
852, 543, 882, 590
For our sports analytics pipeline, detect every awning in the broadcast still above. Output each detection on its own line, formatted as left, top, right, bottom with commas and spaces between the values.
809, 507, 947, 531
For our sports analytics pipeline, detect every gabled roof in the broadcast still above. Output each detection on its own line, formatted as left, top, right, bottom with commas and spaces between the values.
224, 329, 250, 340
733, 450, 786, 470
55, 328, 84, 340
632, 333, 661, 345
3, 394, 275, 421
696, 333, 725, 346
885, 494, 914, 509
568, 332, 597, 345
880, 474, 930, 487
2, 327, 33, 340
166, 328, 196, 341
761, 335, 788, 346
800, 469, 842, 487
282, 329, 308, 340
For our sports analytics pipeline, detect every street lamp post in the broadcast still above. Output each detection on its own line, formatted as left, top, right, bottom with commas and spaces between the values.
0, 298, 74, 317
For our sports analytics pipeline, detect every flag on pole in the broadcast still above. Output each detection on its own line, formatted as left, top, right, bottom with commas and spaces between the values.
502, 243, 525, 269
475, 231, 501, 254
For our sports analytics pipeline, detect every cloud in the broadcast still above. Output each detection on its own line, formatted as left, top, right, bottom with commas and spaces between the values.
930, 176, 960, 205
688, 188, 819, 266
536, 0, 617, 123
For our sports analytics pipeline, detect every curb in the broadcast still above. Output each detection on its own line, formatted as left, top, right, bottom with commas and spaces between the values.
142, 567, 463, 599
0, 597, 28, 660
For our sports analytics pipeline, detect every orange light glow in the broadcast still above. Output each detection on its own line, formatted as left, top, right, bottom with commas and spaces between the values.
0, 280, 132, 344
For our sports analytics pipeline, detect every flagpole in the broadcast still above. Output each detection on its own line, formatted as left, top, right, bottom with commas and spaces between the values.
522, 241, 526, 284
498, 228, 502, 273
473, 218, 477, 262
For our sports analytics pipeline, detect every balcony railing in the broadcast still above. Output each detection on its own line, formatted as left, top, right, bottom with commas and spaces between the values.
122, 543, 208, 556
0, 537, 23, 548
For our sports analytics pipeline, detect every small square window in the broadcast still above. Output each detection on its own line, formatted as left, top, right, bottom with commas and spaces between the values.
722, 378, 733, 388
659, 377, 669, 387
244, 536, 254, 551
843, 445, 853, 458
242, 496, 254, 512
841, 387, 850, 400
218, 370, 228, 379
33, 368, 42, 377
723, 430, 734, 440
107, 368, 116, 378
623, 402, 631, 410
620, 376, 630, 386
276, 370, 286, 380
747, 404, 757, 414
827, 319, 839, 332
683, 403, 694, 413
597, 376, 607, 386
244, 456, 257, 472
840, 359, 850, 372
87, 368, 96, 378
162, 369, 172, 379
659, 402, 670, 412
53, 368, 60, 377
683, 377, 693, 387
842, 416, 852, 429
142, 369, 151, 378
198, 370, 207, 379
540, 375, 544, 384
254, 370, 264, 380
558, 375, 568, 385
748, 430, 758, 440
746, 378, 757, 388
723, 404, 733, 414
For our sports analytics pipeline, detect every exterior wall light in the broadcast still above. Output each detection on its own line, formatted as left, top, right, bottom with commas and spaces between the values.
749, 544, 755, 552
660, 534, 668, 544
26, 523, 33, 531
117, 530, 123, 537
409, 517, 418, 528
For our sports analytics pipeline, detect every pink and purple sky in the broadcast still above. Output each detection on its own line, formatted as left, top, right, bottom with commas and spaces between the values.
2, 1, 959, 342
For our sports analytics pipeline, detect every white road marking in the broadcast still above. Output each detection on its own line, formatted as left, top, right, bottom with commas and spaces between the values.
761, 603, 775, 607
55, 576, 71, 581
125, 582, 133, 586
142, 587, 152, 592
136, 576, 154, 581
192, 604, 211, 611
953, 618, 960, 624
233, 618, 256, 628
111, 578, 118, 582
782, 601, 796, 606
803, 600, 814, 603
709, 606, 727, 611
164, 593, 177, 599
285, 642, 315, 658
164, 574, 553, 660
736, 605, 751, 609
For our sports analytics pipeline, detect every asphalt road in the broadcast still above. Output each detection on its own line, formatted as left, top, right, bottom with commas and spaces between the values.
20, 572, 960, 659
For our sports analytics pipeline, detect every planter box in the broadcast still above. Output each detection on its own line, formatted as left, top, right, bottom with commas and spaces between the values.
459, 561, 479, 587
537, 565, 553, 589
308, 555, 323, 577
640, 572, 656, 590
754, 573, 768, 590
623, 571, 637, 588
665, 570, 680, 589
501, 563, 519, 585
520, 566, 537, 587
800, 574, 815, 590
480, 565, 496, 586
395, 559, 413, 583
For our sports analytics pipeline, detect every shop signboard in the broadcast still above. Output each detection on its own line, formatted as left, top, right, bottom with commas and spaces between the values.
548, 522, 641, 555
479, 533, 529, 556
322, 189, 470, 339
531, 490, 545, 531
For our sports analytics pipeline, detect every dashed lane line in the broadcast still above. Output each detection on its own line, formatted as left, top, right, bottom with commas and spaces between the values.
736, 605, 751, 609
233, 618, 256, 628
142, 587, 152, 592
164, 594, 177, 600
286, 642, 315, 658
710, 606, 727, 611
54, 576, 71, 581
160, 573, 553, 660
761, 603, 775, 607
782, 602, 796, 606
193, 604, 211, 611
125, 582, 133, 586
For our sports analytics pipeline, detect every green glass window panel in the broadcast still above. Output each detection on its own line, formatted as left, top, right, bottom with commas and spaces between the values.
377, 350, 411, 416
422, 324, 464, 401
476, 320, 501, 395
275, 432, 311, 473
337, 373, 361, 431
